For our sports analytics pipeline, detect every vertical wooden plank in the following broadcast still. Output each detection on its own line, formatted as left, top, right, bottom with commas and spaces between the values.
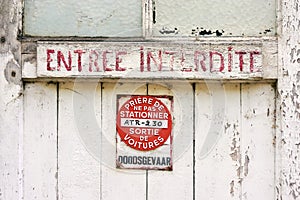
240, 83, 275, 199
0, 55, 22, 200
0, 71, 21, 195
101, 82, 147, 200
58, 82, 101, 200
23, 82, 57, 200
0, 61, 22, 200
279, 1, 300, 199
147, 82, 193, 200
0, 0, 22, 198
195, 83, 241, 200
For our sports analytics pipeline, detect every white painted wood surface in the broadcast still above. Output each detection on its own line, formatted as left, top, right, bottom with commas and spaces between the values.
58, 82, 101, 200
20, 81, 278, 200
195, 83, 241, 199
0, 0, 22, 199
147, 83, 193, 200
23, 82, 57, 200
0, 53, 22, 200
279, 0, 300, 199
240, 83, 275, 199
195, 83, 275, 199
101, 82, 147, 200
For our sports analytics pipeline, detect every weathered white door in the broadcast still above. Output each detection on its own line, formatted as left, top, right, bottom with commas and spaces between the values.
23, 81, 275, 200
195, 82, 276, 199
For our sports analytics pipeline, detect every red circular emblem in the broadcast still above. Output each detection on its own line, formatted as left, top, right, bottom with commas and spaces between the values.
116, 96, 172, 151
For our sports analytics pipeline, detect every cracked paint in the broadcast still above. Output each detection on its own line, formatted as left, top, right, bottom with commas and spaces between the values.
279, 1, 300, 199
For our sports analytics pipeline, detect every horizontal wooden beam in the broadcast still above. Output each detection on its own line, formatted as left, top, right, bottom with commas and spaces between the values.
22, 40, 278, 80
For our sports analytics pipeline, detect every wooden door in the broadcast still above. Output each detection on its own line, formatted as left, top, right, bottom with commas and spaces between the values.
23, 81, 276, 200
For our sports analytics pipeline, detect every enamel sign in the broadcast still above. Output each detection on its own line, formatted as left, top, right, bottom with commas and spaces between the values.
116, 95, 173, 170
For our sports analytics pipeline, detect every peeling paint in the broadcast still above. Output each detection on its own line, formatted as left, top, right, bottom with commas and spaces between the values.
199, 29, 213, 36
152, 0, 156, 24
230, 180, 234, 197
279, 1, 300, 199
291, 83, 300, 119
23, 54, 36, 64
264, 29, 272, 34
224, 123, 231, 132
244, 154, 250, 177
191, 27, 224, 37
230, 137, 240, 162
159, 26, 178, 34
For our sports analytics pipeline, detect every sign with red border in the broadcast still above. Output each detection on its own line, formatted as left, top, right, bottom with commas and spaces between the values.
116, 95, 173, 170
